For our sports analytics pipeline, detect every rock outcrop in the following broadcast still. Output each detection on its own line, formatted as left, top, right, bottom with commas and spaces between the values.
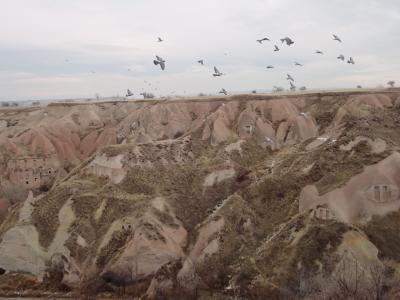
0, 89, 400, 299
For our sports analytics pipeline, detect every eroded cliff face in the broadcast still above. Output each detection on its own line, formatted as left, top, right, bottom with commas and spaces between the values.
1, 90, 400, 299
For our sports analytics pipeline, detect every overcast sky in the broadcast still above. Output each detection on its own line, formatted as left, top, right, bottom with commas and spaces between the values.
0, 0, 399, 101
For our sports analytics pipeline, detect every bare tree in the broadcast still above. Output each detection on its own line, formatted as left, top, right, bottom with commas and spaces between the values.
387, 81, 395, 88
331, 256, 366, 299
317, 253, 388, 300
367, 262, 385, 300
140, 92, 155, 99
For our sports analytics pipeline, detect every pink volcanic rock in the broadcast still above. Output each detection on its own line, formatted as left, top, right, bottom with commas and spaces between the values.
147, 104, 192, 139
250, 98, 299, 122
3, 139, 20, 155
334, 94, 393, 125
102, 220, 187, 283
96, 128, 117, 147
80, 131, 99, 156
201, 122, 212, 141
208, 102, 240, 144
16, 129, 56, 156
276, 115, 318, 146
237, 109, 258, 138
80, 128, 117, 157
0, 198, 10, 224
211, 116, 234, 144
254, 118, 275, 144
299, 152, 400, 223
49, 138, 81, 163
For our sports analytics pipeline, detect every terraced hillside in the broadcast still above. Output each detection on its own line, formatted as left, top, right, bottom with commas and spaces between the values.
1, 89, 400, 299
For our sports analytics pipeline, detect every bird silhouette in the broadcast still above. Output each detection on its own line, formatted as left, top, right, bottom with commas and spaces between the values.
126, 89, 134, 97
347, 57, 355, 64
265, 137, 274, 144
198, 60, 204, 65
281, 37, 294, 46
299, 112, 307, 118
157, 37, 163, 42
337, 54, 345, 61
213, 66, 224, 77
256, 37, 270, 44
266, 65, 274, 69
333, 34, 342, 42
153, 55, 166, 70
274, 45, 280, 52
219, 88, 228, 95
287, 74, 294, 82
316, 50, 324, 54
294, 62, 303, 66
290, 81, 296, 91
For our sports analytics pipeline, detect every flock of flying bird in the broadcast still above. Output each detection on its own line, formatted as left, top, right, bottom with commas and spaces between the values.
124, 34, 356, 98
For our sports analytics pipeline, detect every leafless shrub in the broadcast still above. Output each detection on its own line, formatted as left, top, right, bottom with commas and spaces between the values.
387, 81, 395, 88
140, 92, 155, 99
306, 253, 390, 300
273, 86, 284, 93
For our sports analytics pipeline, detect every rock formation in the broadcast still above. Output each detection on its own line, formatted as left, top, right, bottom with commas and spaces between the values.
1, 89, 400, 299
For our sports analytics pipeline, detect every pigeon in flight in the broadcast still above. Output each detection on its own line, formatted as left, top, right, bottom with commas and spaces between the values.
286, 74, 294, 82
266, 65, 274, 69
265, 137, 274, 144
333, 34, 342, 42
219, 88, 228, 95
274, 45, 280, 52
290, 81, 296, 91
256, 37, 270, 44
294, 62, 303, 66
347, 57, 355, 64
198, 59, 204, 65
126, 89, 134, 97
213, 66, 224, 77
157, 37, 163, 42
281, 37, 294, 46
153, 55, 166, 70
337, 54, 345, 61
299, 112, 307, 118
299, 86, 307, 91
316, 50, 324, 54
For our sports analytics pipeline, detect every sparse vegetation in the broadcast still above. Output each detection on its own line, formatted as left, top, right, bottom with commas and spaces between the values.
0, 90, 400, 299
364, 210, 400, 261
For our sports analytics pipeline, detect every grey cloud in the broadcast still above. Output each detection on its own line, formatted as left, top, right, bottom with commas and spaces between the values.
0, 0, 399, 101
